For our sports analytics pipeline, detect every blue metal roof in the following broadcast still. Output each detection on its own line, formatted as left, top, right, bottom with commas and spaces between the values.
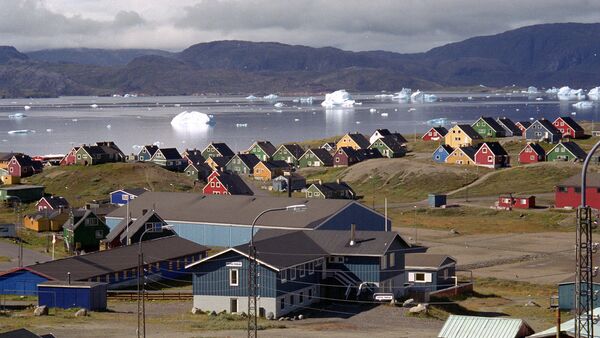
439, 315, 533, 338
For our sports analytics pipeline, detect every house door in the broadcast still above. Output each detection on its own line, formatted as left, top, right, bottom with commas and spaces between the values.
230, 298, 238, 313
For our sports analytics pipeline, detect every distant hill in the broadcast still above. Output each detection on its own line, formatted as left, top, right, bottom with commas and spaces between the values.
2, 22, 600, 97
27, 48, 174, 66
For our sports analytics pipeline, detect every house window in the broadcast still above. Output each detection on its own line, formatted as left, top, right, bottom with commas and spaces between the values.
487, 156, 493, 161
216, 182, 221, 188
482, 148, 487, 153
380, 255, 387, 269
280, 298, 285, 310
335, 157, 340, 163
307, 191, 312, 197
95, 230, 104, 239
85, 218, 99, 226
281, 269, 287, 283
299, 265, 305, 277
299, 292, 304, 303
309, 262, 314, 275
308, 288, 313, 300
290, 267, 296, 280
521, 199, 527, 205
210, 182, 215, 187
530, 155, 535, 160
415, 273, 426, 282
229, 269, 239, 286
389, 252, 395, 268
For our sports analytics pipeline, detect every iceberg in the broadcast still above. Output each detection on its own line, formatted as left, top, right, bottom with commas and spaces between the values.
424, 94, 438, 102
8, 113, 26, 119
369, 108, 377, 113
299, 97, 313, 104
588, 87, 600, 101
374, 94, 394, 100
573, 101, 593, 109
90, 104, 98, 108
321, 90, 355, 108
545, 87, 559, 94
557, 86, 586, 101
263, 94, 279, 101
427, 118, 448, 127
8, 129, 33, 134
380, 113, 389, 117
410, 90, 437, 103
171, 111, 214, 131
522, 86, 538, 94
274, 102, 284, 108
245, 95, 258, 100
392, 88, 412, 101
23, 105, 31, 110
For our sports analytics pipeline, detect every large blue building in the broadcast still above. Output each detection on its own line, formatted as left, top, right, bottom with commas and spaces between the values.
105, 192, 390, 247
186, 228, 415, 318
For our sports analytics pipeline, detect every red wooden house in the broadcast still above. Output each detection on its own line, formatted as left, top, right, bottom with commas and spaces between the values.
552, 116, 585, 139
333, 147, 361, 167
8, 154, 43, 178
498, 195, 535, 209
518, 143, 546, 164
421, 127, 448, 141
474, 142, 509, 169
36, 196, 69, 212
202, 171, 253, 196
555, 173, 600, 209
60, 147, 79, 166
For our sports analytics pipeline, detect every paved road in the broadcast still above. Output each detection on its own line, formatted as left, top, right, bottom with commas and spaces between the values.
0, 239, 51, 271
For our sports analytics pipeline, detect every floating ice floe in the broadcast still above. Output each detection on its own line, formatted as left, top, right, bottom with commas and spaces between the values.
427, 118, 448, 126
381, 113, 389, 117
410, 90, 437, 103
557, 86, 586, 101
245, 95, 258, 100
588, 87, 600, 100
23, 106, 31, 111
106, 124, 112, 129
236, 123, 248, 128
263, 94, 279, 101
294, 118, 300, 122
170, 111, 214, 132
408, 108, 417, 112
174, 104, 181, 107
71, 119, 78, 122
545, 87, 559, 94
46, 129, 52, 133
522, 86, 538, 94
573, 101, 594, 109
299, 97, 313, 104
535, 98, 544, 101
321, 90, 355, 108
274, 102, 284, 108
374, 94, 394, 100
467, 96, 474, 100
8, 129, 33, 134
8, 113, 26, 119
90, 104, 98, 108
393, 88, 412, 101
369, 108, 377, 113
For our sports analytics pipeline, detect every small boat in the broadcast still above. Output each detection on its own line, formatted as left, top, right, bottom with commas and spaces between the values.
8, 129, 32, 134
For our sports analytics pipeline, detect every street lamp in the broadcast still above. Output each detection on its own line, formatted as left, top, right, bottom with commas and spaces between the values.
248, 204, 306, 338
137, 224, 173, 338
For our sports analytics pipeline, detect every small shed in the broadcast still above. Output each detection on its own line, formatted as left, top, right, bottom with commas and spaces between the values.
498, 195, 535, 209
438, 315, 534, 338
272, 174, 306, 192
0, 185, 45, 203
428, 194, 446, 208
0, 224, 16, 238
38, 281, 107, 311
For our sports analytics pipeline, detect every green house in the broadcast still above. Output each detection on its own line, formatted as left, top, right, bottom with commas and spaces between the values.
306, 182, 355, 200
272, 144, 304, 166
472, 117, 506, 138
298, 149, 333, 168
201, 143, 235, 159
63, 210, 109, 253
225, 154, 260, 175
547, 142, 587, 162
247, 141, 277, 161
368, 136, 406, 158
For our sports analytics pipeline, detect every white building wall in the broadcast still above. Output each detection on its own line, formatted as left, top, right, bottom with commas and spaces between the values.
193, 295, 277, 316
275, 284, 320, 317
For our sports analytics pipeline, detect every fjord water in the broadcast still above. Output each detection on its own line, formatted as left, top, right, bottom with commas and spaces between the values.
0, 93, 598, 155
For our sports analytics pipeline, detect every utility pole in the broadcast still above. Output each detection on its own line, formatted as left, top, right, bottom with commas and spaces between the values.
413, 206, 418, 244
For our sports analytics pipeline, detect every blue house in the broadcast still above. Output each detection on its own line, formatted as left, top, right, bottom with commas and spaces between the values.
109, 188, 148, 206
405, 253, 457, 294
38, 281, 107, 311
525, 119, 562, 143
137, 145, 159, 162
557, 275, 600, 310
432, 145, 454, 163
0, 236, 208, 295
105, 192, 390, 247
186, 228, 413, 318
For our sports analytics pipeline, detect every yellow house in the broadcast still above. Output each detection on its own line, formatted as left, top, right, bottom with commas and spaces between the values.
445, 125, 483, 148
23, 210, 69, 232
445, 146, 478, 166
253, 161, 289, 181
204, 156, 231, 172
336, 133, 370, 150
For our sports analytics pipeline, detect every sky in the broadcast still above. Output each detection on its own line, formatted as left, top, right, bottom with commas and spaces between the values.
2, 0, 600, 53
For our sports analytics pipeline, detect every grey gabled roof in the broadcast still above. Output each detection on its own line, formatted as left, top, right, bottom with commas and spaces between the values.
558, 173, 600, 188
252, 141, 277, 157
301, 148, 333, 165
497, 117, 521, 135
229, 153, 260, 169
372, 135, 405, 153
306, 230, 406, 256
106, 192, 365, 229
105, 210, 170, 243
121, 188, 148, 196
478, 117, 505, 133
310, 182, 355, 196
157, 148, 182, 160
24, 236, 208, 281
438, 315, 533, 338
532, 119, 561, 134
214, 172, 254, 195
456, 124, 483, 140
521, 143, 545, 156
63, 210, 100, 231
405, 253, 456, 268
207, 143, 235, 157
259, 160, 291, 171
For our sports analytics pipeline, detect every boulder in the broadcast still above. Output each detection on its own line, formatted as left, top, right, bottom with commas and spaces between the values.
191, 307, 202, 315
298, 314, 304, 320
525, 300, 540, 307
409, 303, 427, 314
209, 310, 217, 317
75, 308, 88, 317
278, 317, 286, 321
34, 305, 48, 316
402, 298, 415, 307
266, 312, 275, 320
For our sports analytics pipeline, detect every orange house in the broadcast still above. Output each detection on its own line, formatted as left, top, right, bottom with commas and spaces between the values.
445, 146, 479, 166
253, 161, 290, 181
23, 210, 69, 232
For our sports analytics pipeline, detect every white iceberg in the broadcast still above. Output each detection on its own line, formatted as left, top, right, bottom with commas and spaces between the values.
573, 101, 593, 109
380, 113, 389, 117
424, 94, 438, 102
46, 129, 52, 133
535, 97, 544, 101
106, 124, 111, 129
171, 111, 214, 130
274, 102, 284, 108
263, 94, 279, 101
522, 86, 538, 94
374, 94, 394, 100
245, 95, 258, 100
23, 106, 31, 110
588, 87, 600, 100
8, 113, 26, 119
369, 108, 377, 113
321, 89, 355, 108
299, 97, 313, 104
393, 88, 412, 101
90, 104, 98, 108
557, 86, 586, 101
410, 90, 438, 103
545, 87, 559, 94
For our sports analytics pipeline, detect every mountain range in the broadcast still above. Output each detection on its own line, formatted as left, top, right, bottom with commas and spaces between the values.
1, 22, 600, 97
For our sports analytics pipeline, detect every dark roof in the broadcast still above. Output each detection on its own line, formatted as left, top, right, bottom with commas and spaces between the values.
207, 156, 232, 168
187, 161, 211, 172
478, 117, 505, 133
107, 192, 368, 229
373, 129, 392, 137
157, 148, 182, 160
96, 141, 124, 157
12, 154, 40, 167
24, 210, 64, 221
311, 182, 355, 196
558, 173, 600, 188
301, 148, 333, 165
23, 236, 208, 281
40, 196, 69, 209
231, 153, 261, 169
556, 141, 587, 159
253, 141, 277, 157
0, 328, 54, 338
207, 143, 235, 157
184, 149, 205, 164
81, 145, 106, 156
557, 116, 584, 132
105, 210, 171, 243
533, 119, 561, 134
279, 144, 305, 159
259, 160, 291, 171
496, 117, 521, 134
63, 210, 104, 232
141, 145, 159, 157
517, 121, 531, 129
0, 152, 19, 162
373, 136, 405, 153
431, 127, 448, 136
459, 145, 480, 160
0, 185, 44, 191
215, 172, 254, 195
121, 188, 148, 196
481, 142, 508, 156
345, 133, 370, 149
405, 253, 456, 268
356, 148, 382, 160
438, 144, 454, 154
522, 143, 545, 155
456, 124, 483, 139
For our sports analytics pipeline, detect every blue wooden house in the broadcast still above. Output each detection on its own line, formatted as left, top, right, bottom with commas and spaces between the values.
38, 281, 107, 311
186, 228, 412, 318
525, 119, 562, 143
405, 253, 457, 294
137, 145, 159, 162
109, 188, 148, 205
432, 145, 454, 163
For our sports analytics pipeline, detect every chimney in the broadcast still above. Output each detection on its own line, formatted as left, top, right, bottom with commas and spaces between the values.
336, 178, 341, 184
349, 224, 356, 246
142, 209, 148, 215
67, 272, 71, 285
318, 179, 322, 185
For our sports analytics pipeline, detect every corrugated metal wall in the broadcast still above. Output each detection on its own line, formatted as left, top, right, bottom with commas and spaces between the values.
0, 270, 49, 296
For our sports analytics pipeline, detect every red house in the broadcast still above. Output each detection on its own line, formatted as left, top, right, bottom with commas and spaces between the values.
515, 121, 531, 135
333, 147, 362, 167
474, 142, 509, 169
555, 173, 600, 209
202, 171, 253, 196
518, 143, 546, 164
8, 154, 43, 178
552, 116, 585, 139
498, 195, 535, 209
60, 147, 79, 166
36, 196, 69, 212
421, 127, 448, 141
